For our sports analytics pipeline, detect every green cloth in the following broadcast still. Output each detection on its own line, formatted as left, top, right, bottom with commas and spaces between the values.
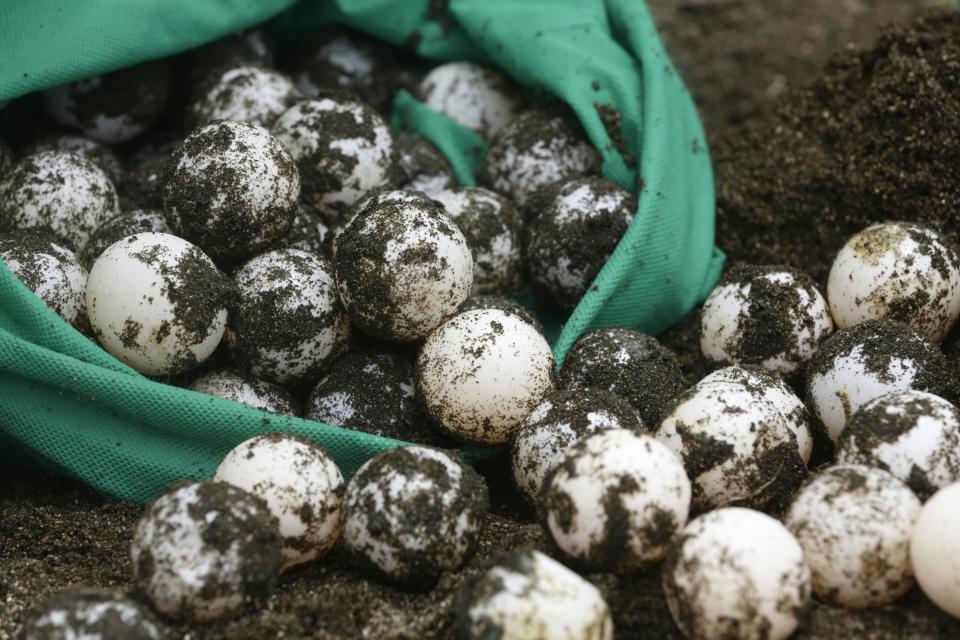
0, 0, 724, 504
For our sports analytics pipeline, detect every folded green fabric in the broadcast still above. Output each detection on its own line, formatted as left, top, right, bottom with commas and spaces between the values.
0, 0, 723, 503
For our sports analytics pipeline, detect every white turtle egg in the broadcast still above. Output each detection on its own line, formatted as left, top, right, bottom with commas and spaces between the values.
700, 264, 833, 375
189, 368, 301, 416
86, 233, 232, 376
215, 433, 345, 570
417, 309, 556, 445
418, 61, 522, 140
911, 482, 960, 618
455, 550, 613, 640
542, 430, 690, 574
188, 66, 302, 130
785, 464, 921, 608
0, 229, 87, 326
827, 221, 960, 342
663, 507, 811, 640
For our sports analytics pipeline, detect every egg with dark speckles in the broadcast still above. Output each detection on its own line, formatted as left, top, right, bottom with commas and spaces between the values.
418, 62, 521, 140
19, 588, 163, 640
0, 229, 87, 326
190, 368, 301, 416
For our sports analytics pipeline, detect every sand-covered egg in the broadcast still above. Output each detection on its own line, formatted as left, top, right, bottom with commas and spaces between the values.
0, 229, 87, 326
86, 232, 234, 376
275, 203, 331, 256
484, 110, 601, 207
119, 133, 180, 210
131, 481, 283, 622
271, 97, 395, 224
785, 464, 921, 608
215, 433, 345, 569
805, 319, 953, 443
78, 208, 171, 269
19, 588, 163, 640
187, 66, 302, 130
837, 390, 960, 499
656, 378, 807, 512
542, 430, 690, 573
560, 327, 687, 429
25, 134, 125, 186
527, 177, 635, 308
228, 248, 349, 384
701, 365, 814, 464
307, 348, 437, 443
190, 368, 300, 416
828, 221, 960, 342
334, 191, 473, 341
43, 60, 170, 144
911, 482, 960, 618
700, 264, 834, 375
418, 309, 556, 444
454, 550, 613, 640
164, 120, 300, 263
511, 388, 644, 503
418, 62, 521, 140
396, 131, 455, 194
183, 28, 275, 90
663, 508, 811, 640
0, 150, 119, 250
293, 30, 395, 113
342, 446, 488, 586
459, 294, 544, 335
432, 186, 524, 295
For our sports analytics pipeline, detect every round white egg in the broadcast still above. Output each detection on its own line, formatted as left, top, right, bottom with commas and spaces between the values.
656, 379, 806, 511
19, 589, 163, 640
663, 507, 811, 640
0, 150, 119, 251
700, 265, 834, 375
228, 248, 349, 384
334, 191, 473, 341
189, 368, 300, 416
828, 221, 960, 342
188, 66, 302, 130
911, 482, 960, 618
701, 365, 814, 464
785, 464, 921, 608
542, 430, 690, 573
417, 309, 556, 444
0, 230, 87, 325
805, 319, 951, 443
418, 61, 521, 140
86, 232, 231, 376
455, 550, 613, 640
215, 433, 345, 570
837, 390, 960, 499
341, 446, 488, 586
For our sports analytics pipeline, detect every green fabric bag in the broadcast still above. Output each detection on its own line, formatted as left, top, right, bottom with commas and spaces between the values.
0, 0, 724, 504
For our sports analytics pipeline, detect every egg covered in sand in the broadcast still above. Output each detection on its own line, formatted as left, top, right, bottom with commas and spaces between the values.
418, 61, 522, 140
0, 229, 87, 326
189, 368, 301, 416
19, 588, 164, 640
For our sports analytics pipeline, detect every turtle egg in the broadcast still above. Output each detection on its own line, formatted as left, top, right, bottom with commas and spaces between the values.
188, 66, 302, 130
0, 150, 119, 251
25, 134, 125, 186
700, 264, 833, 375
228, 248, 349, 384
911, 482, 960, 618
43, 60, 170, 144
334, 191, 473, 341
663, 508, 811, 640
164, 120, 300, 263
418, 61, 522, 140
656, 378, 807, 512
131, 481, 283, 623
785, 464, 921, 608
0, 229, 87, 326
272, 97, 395, 224
184, 28, 275, 90
805, 319, 952, 443
432, 186, 524, 295
417, 309, 556, 445
454, 550, 613, 640
292, 31, 395, 113
119, 133, 180, 210
86, 232, 234, 376
542, 430, 691, 573
701, 365, 814, 464
19, 588, 163, 640
342, 446, 488, 586
511, 388, 644, 503
275, 203, 331, 256
395, 131, 455, 194
837, 390, 960, 500
459, 294, 545, 335
190, 368, 301, 416
78, 208, 171, 269
215, 433, 345, 569
560, 327, 687, 428
484, 109, 601, 207
527, 177, 636, 308
828, 221, 960, 342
